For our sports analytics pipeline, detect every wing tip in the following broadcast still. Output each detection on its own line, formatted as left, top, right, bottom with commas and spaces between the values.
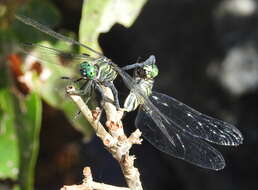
213, 163, 225, 171
234, 135, 244, 146
210, 154, 226, 171
228, 129, 244, 146
215, 126, 244, 146
202, 148, 226, 171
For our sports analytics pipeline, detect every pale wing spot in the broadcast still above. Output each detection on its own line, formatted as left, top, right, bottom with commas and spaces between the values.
152, 96, 158, 100
220, 134, 226, 139
162, 102, 169, 107
187, 113, 194, 118
197, 121, 203, 126
176, 134, 185, 152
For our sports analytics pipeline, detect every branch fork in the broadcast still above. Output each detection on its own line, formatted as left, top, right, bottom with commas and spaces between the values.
61, 85, 143, 190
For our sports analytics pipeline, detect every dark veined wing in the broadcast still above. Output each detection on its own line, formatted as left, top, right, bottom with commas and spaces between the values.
15, 14, 103, 57
150, 92, 243, 146
136, 107, 225, 170
112, 66, 225, 170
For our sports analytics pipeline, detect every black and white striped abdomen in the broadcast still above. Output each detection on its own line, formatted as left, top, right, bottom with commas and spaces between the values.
124, 78, 154, 112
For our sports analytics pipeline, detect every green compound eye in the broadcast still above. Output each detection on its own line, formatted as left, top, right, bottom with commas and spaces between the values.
150, 64, 159, 78
143, 64, 159, 79
80, 62, 97, 79
87, 71, 94, 78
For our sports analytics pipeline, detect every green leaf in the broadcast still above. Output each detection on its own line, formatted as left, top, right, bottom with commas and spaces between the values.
14, 0, 93, 136
79, 0, 147, 53
20, 41, 93, 136
13, 0, 61, 43
0, 79, 42, 190
16, 92, 42, 190
0, 89, 19, 180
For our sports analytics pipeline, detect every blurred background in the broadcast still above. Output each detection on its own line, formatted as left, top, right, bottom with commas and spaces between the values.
0, 0, 257, 189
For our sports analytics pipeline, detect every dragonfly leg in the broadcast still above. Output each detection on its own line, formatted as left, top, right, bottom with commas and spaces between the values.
60, 76, 71, 80
73, 77, 83, 83
80, 81, 93, 95
61, 77, 83, 83
73, 110, 81, 120
95, 83, 115, 108
68, 81, 90, 96
122, 55, 156, 70
80, 81, 87, 90
102, 82, 120, 109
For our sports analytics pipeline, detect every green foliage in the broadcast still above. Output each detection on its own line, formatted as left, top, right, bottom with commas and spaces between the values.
0, 90, 42, 190
0, 0, 147, 189
0, 89, 19, 180
13, 0, 61, 43
79, 0, 147, 54
16, 93, 42, 190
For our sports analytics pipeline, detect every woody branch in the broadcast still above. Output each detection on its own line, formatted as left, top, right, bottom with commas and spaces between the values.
60, 85, 143, 190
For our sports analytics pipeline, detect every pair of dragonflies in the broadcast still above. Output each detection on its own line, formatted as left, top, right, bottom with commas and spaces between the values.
15, 14, 243, 170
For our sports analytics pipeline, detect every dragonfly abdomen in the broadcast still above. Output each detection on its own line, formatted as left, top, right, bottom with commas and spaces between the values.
124, 78, 154, 112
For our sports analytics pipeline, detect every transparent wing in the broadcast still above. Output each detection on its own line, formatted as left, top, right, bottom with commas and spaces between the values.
19, 43, 96, 67
112, 67, 238, 170
136, 107, 225, 170
113, 66, 243, 146
15, 14, 103, 57
149, 92, 243, 146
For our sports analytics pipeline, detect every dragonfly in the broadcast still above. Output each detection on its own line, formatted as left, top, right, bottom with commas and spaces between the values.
122, 55, 243, 170
15, 14, 243, 170
15, 15, 152, 109
20, 42, 121, 108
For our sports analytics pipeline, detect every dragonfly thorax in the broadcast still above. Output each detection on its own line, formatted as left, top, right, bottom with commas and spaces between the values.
80, 62, 97, 80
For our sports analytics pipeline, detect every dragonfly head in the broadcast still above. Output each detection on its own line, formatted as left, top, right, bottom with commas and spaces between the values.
80, 62, 97, 80
135, 63, 159, 79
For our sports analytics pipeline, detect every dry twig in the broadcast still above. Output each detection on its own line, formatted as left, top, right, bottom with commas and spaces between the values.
60, 85, 143, 190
